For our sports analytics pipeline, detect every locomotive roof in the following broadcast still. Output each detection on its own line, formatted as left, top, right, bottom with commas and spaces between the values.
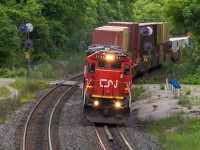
88, 44, 127, 53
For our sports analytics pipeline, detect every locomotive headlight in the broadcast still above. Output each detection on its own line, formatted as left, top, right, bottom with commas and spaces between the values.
94, 100, 99, 106
105, 55, 114, 61
115, 102, 121, 108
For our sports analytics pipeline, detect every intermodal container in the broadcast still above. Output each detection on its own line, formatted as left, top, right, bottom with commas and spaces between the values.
127, 50, 138, 64
159, 44, 164, 55
163, 42, 170, 53
101, 26, 129, 50
92, 26, 129, 50
107, 22, 139, 51
151, 45, 160, 56
157, 22, 169, 44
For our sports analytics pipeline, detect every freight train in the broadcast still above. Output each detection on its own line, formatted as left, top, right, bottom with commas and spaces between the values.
83, 21, 189, 124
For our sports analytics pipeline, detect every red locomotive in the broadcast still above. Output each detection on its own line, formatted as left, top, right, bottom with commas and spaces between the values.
83, 21, 189, 124
83, 45, 132, 124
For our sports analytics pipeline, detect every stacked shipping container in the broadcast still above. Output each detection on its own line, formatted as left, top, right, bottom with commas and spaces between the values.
91, 21, 170, 76
107, 22, 139, 51
92, 26, 129, 50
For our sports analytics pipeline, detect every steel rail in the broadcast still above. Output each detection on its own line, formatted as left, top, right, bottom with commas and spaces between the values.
93, 123, 107, 150
117, 126, 133, 150
22, 73, 83, 150
48, 80, 83, 150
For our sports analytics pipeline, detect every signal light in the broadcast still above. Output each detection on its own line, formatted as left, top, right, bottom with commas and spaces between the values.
24, 39, 33, 48
144, 42, 153, 51
140, 26, 153, 36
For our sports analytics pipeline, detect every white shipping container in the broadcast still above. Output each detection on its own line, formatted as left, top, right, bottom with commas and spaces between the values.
169, 37, 189, 53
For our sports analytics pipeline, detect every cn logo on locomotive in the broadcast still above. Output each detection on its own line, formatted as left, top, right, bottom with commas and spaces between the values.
99, 79, 118, 88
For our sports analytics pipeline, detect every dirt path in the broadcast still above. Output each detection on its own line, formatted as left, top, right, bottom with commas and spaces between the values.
0, 78, 17, 100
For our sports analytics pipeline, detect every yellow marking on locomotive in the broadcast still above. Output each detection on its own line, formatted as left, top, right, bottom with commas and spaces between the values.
86, 85, 93, 88
124, 88, 129, 93
92, 95, 123, 99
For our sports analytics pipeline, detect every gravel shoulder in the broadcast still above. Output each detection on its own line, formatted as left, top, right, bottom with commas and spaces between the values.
132, 84, 200, 122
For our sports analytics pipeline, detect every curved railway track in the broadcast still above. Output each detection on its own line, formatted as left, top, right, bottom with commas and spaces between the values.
22, 74, 83, 150
94, 124, 135, 150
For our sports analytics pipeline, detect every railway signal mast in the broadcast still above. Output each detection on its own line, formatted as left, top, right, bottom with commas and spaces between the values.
18, 23, 34, 78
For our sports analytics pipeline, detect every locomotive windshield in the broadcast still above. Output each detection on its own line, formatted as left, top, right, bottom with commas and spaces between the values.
98, 60, 121, 70
98, 61, 108, 69
110, 62, 121, 70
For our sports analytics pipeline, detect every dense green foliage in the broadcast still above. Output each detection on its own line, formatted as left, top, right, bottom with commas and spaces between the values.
0, 0, 136, 69
132, 0, 165, 22
0, 0, 199, 81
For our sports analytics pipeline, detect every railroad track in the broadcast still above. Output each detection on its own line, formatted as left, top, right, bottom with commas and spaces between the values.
94, 124, 135, 150
22, 73, 83, 150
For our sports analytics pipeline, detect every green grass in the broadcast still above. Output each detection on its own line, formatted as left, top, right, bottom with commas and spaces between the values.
0, 87, 11, 97
145, 113, 200, 150
9, 78, 47, 103
20, 92, 36, 103
132, 86, 145, 102
0, 97, 21, 124
177, 95, 200, 107
9, 77, 26, 90
0, 117, 8, 124
0, 77, 48, 125
0, 98, 21, 111
160, 84, 165, 90
190, 97, 200, 106
178, 95, 191, 107
185, 89, 191, 95
180, 74, 200, 85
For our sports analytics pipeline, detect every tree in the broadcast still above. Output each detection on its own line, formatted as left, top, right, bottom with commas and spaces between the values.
131, 0, 165, 22
0, 4, 18, 67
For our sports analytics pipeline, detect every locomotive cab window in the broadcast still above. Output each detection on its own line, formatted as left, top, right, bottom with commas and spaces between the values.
124, 65, 130, 75
88, 63, 95, 73
110, 62, 121, 70
98, 61, 108, 69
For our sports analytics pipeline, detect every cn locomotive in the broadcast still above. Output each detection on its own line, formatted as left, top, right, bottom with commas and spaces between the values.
83, 21, 189, 124
83, 45, 132, 124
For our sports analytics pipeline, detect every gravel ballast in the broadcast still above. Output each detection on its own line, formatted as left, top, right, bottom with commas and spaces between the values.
0, 84, 162, 150
59, 88, 101, 150
59, 87, 162, 150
